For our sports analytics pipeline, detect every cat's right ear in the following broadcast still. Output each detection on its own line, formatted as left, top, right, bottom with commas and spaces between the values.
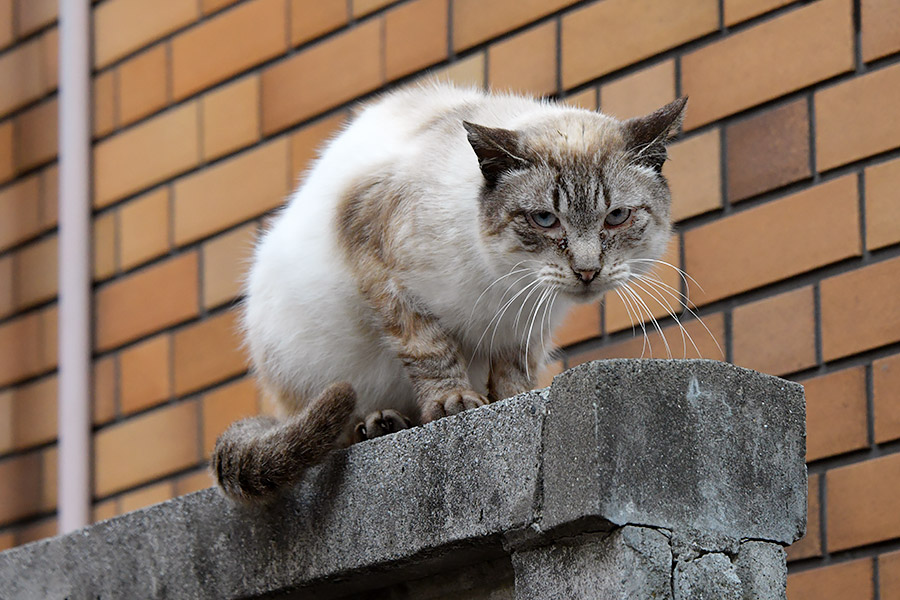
463, 121, 530, 189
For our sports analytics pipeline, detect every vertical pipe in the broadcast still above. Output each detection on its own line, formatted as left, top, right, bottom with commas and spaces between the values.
57, 0, 92, 534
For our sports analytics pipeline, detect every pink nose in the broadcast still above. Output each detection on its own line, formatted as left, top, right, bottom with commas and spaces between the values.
574, 269, 597, 283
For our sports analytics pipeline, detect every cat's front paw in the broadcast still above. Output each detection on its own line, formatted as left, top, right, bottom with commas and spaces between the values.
422, 390, 488, 423
353, 409, 413, 443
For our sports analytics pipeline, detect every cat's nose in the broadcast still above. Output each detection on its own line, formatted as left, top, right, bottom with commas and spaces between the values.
573, 269, 597, 284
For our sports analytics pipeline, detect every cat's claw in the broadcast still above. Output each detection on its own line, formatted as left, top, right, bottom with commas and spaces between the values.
353, 409, 412, 442
422, 390, 488, 423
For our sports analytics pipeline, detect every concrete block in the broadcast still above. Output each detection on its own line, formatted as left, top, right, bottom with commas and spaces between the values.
735, 541, 787, 600
674, 552, 743, 600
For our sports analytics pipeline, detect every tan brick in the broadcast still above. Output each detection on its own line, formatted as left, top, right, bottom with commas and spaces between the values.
732, 287, 816, 376
0, 174, 41, 252
0, 452, 43, 525
118, 44, 168, 125
724, 0, 794, 26
13, 97, 58, 172
352, 0, 394, 17
119, 480, 175, 514
92, 498, 119, 522
554, 302, 601, 347
41, 27, 58, 92
804, 366, 868, 461
0, 0, 12, 48
261, 19, 383, 135
203, 223, 257, 309
202, 0, 241, 15
15, 516, 56, 546
94, 400, 200, 496
174, 469, 213, 495
95, 253, 199, 351
563, 87, 597, 111
488, 21, 557, 96
683, 0, 853, 129
665, 130, 721, 222
39, 163, 58, 230
454, 0, 573, 52
172, 0, 287, 101
0, 37, 47, 118
817, 62, 900, 171
787, 558, 873, 600
563, 0, 718, 89
119, 188, 170, 270
201, 377, 258, 455
0, 390, 10, 452
0, 121, 13, 183
536, 360, 563, 389
93, 0, 198, 68
201, 75, 260, 161
726, 99, 811, 203
0, 255, 11, 318
7, 376, 56, 450
874, 352, 900, 444
828, 453, 900, 551
16, 0, 58, 36
291, 0, 348, 46
0, 531, 13, 552
94, 103, 200, 207
600, 60, 675, 120
93, 355, 117, 425
120, 334, 172, 415
862, 0, 900, 62
93, 210, 116, 281
822, 256, 900, 361
866, 157, 900, 251
173, 310, 246, 395
289, 112, 347, 177
387, 0, 449, 81
0, 308, 56, 387
786, 473, 821, 561
93, 70, 116, 138
422, 53, 486, 89
685, 176, 860, 305
174, 138, 289, 245
881, 549, 900, 600
12, 235, 57, 310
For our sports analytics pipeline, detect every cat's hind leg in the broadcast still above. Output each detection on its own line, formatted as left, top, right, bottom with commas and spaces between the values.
352, 409, 413, 442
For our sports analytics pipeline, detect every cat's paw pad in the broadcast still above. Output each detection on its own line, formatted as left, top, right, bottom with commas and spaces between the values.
423, 390, 488, 422
353, 409, 413, 442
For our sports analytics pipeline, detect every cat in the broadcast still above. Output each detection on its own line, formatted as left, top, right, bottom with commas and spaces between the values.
212, 83, 686, 501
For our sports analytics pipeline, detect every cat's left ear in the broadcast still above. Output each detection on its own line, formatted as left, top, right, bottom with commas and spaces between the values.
622, 97, 688, 172
463, 121, 531, 189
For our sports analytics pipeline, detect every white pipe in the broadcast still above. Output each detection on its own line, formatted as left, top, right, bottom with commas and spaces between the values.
57, 0, 92, 534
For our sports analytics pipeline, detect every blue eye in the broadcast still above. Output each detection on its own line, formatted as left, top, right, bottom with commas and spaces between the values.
605, 208, 632, 227
529, 211, 559, 229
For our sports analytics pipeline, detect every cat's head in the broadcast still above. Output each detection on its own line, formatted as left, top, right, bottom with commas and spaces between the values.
464, 98, 686, 301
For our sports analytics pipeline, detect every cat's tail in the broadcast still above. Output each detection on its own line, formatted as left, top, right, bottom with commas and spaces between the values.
211, 382, 357, 502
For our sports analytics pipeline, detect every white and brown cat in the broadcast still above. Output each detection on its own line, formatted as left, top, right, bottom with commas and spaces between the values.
212, 84, 686, 501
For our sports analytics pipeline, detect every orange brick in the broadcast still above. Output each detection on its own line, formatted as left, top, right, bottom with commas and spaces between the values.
39, 163, 58, 230
821, 256, 900, 361
0, 391, 10, 452
172, 0, 287, 100
291, 0, 348, 46
174, 138, 289, 245
261, 19, 383, 135
0, 174, 41, 252
604, 239, 683, 334
563, 88, 597, 111
120, 333, 172, 415
536, 360, 564, 389
119, 480, 175, 514
385, 0, 448, 80
0, 0, 11, 48
862, 0, 900, 62
93, 70, 116, 138
0, 308, 56, 387
0, 37, 47, 118
202, 0, 241, 14
0, 531, 13, 552
786, 473, 821, 561
15, 516, 56, 546
16, 0, 58, 36
881, 548, 900, 600
488, 21, 557, 96
352, 0, 394, 17
201, 377, 258, 455
41, 27, 58, 92
723, 0, 794, 26
685, 176, 860, 305
118, 44, 168, 125
289, 112, 347, 177
0, 121, 13, 182
827, 453, 900, 551
454, 0, 573, 52
732, 287, 816, 376
13, 97, 58, 172
787, 558, 873, 600
40, 445, 57, 511
95, 253, 199, 351
94, 400, 200, 496
93, 210, 116, 281
665, 129, 721, 222
554, 302, 601, 347
423, 53, 486, 89
174, 469, 213, 495
93, 355, 117, 425
0, 452, 43, 525
563, 0, 718, 89
119, 188, 170, 270
600, 60, 675, 120
201, 75, 260, 161
804, 366, 868, 461
874, 352, 900, 444
0, 255, 11, 318
92, 498, 119, 522
202, 223, 257, 309
866, 157, 900, 251
7, 376, 57, 450
683, 0, 853, 130
173, 310, 246, 395
93, 0, 198, 68
94, 103, 200, 208
817, 62, 900, 171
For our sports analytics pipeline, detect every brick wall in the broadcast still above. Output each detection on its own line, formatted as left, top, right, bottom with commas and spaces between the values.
0, 0, 898, 595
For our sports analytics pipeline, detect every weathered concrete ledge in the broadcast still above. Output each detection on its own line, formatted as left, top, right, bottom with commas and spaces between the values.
0, 359, 806, 599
